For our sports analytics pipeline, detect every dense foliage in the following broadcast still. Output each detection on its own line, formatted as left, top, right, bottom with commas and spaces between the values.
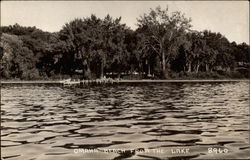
1, 6, 249, 80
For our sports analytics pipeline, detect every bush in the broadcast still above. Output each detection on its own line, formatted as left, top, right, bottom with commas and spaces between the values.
21, 68, 40, 80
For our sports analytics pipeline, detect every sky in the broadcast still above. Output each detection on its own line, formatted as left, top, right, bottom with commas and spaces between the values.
1, 1, 249, 44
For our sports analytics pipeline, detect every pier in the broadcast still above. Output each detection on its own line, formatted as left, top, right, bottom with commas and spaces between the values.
1, 79, 248, 86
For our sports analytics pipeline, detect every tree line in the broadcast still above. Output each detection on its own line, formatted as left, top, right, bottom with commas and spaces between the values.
1, 6, 249, 80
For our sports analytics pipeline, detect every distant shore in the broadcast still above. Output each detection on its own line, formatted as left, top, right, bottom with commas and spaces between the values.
1, 79, 249, 84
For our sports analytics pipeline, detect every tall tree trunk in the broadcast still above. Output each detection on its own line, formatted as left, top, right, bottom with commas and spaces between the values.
187, 63, 191, 72
148, 63, 151, 76
85, 63, 91, 80
138, 62, 142, 77
100, 59, 104, 79
206, 64, 209, 72
162, 51, 166, 74
196, 63, 200, 73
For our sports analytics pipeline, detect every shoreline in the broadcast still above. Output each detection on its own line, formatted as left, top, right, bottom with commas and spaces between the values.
1, 79, 249, 84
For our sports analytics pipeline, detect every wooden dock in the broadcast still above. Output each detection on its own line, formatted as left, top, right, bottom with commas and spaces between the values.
1, 79, 248, 85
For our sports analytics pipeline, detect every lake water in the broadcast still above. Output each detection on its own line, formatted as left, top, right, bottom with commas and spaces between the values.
1, 82, 250, 159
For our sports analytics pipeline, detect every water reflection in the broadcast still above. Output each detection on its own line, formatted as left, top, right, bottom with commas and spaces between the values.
1, 82, 250, 159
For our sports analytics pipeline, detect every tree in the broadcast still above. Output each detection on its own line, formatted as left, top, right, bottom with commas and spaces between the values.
1, 12, 249, 80
0, 33, 39, 79
59, 14, 129, 79
137, 6, 192, 77
0, 24, 61, 78
202, 30, 234, 71
99, 15, 129, 78
233, 42, 250, 63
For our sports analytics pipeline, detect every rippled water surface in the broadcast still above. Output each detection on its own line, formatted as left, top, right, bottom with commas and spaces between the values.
1, 82, 250, 159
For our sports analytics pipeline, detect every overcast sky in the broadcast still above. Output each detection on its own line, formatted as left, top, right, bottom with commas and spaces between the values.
1, 1, 249, 44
